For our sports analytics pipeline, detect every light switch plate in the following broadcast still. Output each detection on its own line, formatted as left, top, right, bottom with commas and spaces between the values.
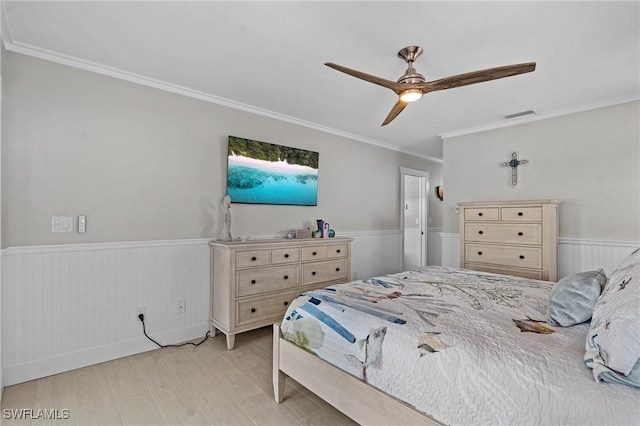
51, 216, 72, 232
78, 215, 86, 233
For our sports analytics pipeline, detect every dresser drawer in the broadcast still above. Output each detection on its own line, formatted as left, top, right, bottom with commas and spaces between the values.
236, 250, 270, 268
301, 245, 328, 261
326, 244, 349, 258
465, 263, 543, 280
465, 223, 542, 245
465, 244, 542, 269
302, 259, 348, 285
501, 206, 542, 222
236, 265, 299, 297
236, 291, 299, 327
464, 207, 499, 221
271, 247, 300, 264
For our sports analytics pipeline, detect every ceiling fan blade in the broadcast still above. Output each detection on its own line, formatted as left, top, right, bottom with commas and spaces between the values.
325, 62, 402, 93
381, 99, 408, 126
423, 62, 536, 93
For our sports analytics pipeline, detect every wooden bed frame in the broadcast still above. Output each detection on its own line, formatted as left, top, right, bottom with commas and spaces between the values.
272, 324, 443, 426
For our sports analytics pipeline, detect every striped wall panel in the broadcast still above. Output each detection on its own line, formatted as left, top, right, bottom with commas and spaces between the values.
2, 239, 211, 386
558, 239, 639, 278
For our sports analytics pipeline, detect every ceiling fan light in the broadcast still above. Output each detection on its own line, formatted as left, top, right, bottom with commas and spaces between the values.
399, 89, 422, 103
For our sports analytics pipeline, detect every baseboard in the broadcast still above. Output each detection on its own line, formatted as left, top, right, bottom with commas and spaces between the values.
3, 322, 209, 387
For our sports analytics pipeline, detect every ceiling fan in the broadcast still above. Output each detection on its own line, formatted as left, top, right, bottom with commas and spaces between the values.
325, 46, 536, 126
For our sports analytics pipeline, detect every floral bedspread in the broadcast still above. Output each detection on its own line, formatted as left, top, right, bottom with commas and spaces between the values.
280, 266, 639, 425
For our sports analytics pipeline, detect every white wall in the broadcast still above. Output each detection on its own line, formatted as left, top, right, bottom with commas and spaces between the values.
440, 101, 640, 275
442, 101, 640, 241
1, 50, 443, 385
2, 51, 443, 247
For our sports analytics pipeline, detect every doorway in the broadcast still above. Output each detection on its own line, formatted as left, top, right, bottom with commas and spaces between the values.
401, 168, 429, 270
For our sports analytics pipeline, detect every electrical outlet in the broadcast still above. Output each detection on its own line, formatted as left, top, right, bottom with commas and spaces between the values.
176, 299, 186, 314
136, 306, 146, 321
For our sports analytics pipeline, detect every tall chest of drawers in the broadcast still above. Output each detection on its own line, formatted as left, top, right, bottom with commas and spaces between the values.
209, 237, 352, 349
458, 200, 559, 281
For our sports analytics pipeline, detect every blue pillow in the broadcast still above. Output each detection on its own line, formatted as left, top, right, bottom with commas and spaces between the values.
547, 269, 606, 327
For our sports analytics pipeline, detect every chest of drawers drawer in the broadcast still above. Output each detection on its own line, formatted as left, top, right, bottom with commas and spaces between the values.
236, 250, 270, 268
464, 207, 499, 221
301, 245, 328, 261
236, 265, 300, 297
326, 244, 349, 258
465, 243, 542, 269
302, 259, 349, 286
271, 247, 300, 264
464, 263, 543, 280
465, 223, 542, 245
501, 206, 542, 222
236, 290, 299, 327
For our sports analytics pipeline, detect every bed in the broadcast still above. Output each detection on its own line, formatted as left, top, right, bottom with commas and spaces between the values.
272, 251, 640, 425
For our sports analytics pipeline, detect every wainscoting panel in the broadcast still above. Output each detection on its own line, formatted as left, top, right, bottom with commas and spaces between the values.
2, 239, 211, 386
440, 233, 461, 268
558, 239, 639, 278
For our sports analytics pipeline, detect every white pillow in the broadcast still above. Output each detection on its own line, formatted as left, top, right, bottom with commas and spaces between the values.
584, 248, 640, 388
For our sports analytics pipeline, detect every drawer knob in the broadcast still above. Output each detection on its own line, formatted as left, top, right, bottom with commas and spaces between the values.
251, 279, 256, 285
251, 256, 257, 261
336, 268, 340, 272
312, 271, 317, 276
478, 212, 483, 217
518, 212, 524, 216
478, 230, 484, 235
519, 255, 525, 259
336, 249, 341, 253
283, 275, 288, 280
251, 308, 256, 313
284, 301, 289, 306
312, 251, 317, 255
478, 251, 483, 255
284, 253, 289, 258
518, 232, 524, 236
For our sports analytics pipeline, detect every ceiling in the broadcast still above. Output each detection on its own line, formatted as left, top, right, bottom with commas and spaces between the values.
2, 1, 639, 161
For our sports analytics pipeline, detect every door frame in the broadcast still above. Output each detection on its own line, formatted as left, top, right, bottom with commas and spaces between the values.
400, 167, 429, 271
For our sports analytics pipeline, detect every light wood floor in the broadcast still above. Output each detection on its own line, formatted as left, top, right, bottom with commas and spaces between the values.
1, 327, 357, 426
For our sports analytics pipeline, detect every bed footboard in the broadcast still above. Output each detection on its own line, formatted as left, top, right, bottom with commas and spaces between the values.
272, 324, 441, 426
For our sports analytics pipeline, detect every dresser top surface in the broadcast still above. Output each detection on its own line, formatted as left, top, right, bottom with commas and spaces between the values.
209, 236, 352, 249
457, 199, 560, 207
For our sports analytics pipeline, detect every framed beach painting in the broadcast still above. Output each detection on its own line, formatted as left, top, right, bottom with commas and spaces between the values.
226, 136, 319, 206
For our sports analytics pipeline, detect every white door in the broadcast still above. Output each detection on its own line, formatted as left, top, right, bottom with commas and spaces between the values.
401, 168, 429, 270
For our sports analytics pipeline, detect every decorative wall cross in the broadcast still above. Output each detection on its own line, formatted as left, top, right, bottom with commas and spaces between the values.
501, 151, 529, 187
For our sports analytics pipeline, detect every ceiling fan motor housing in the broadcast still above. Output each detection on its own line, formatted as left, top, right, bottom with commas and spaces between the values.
397, 46, 426, 84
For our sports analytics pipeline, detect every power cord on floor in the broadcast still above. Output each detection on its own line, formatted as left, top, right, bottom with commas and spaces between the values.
138, 313, 210, 348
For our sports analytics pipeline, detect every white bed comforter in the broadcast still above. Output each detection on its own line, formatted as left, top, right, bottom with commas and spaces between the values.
281, 266, 640, 425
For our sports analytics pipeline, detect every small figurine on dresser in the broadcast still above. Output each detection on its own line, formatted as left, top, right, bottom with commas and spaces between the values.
221, 194, 232, 241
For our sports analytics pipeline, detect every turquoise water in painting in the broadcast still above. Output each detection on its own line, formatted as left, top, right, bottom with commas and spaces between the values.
227, 160, 318, 206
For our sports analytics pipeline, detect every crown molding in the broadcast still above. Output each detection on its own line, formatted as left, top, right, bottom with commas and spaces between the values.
1, 35, 443, 164
438, 95, 639, 140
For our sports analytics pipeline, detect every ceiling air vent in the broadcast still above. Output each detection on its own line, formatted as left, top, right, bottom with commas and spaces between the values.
501, 109, 538, 120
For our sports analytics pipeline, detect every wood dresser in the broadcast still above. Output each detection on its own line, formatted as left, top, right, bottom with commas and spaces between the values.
209, 237, 352, 349
458, 200, 559, 281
